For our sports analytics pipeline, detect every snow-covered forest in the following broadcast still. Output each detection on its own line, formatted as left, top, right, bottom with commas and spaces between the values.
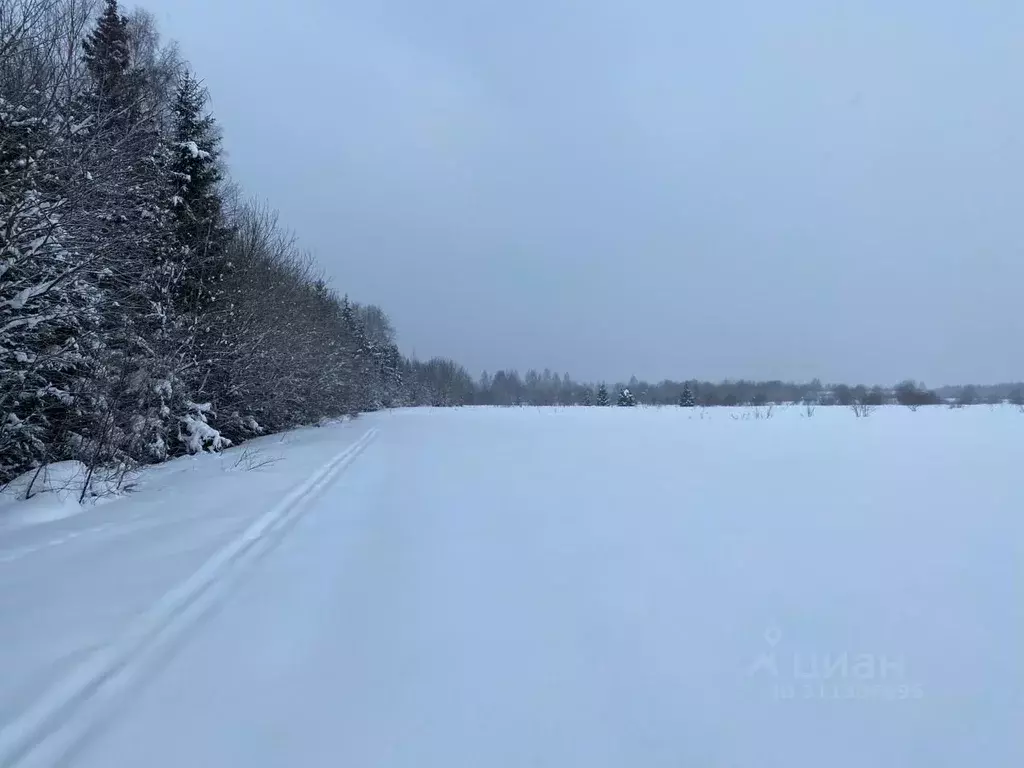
0, 0, 480, 484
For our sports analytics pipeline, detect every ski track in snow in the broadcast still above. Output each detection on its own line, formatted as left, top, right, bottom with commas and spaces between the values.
0, 424, 380, 768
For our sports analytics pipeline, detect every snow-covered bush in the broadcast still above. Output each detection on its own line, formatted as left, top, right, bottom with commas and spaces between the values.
180, 402, 231, 454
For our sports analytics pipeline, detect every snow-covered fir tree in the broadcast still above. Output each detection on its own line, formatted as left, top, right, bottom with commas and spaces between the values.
618, 388, 637, 407
164, 70, 234, 451
74, 0, 186, 466
167, 71, 231, 322
595, 383, 610, 406
81, 0, 133, 113
679, 383, 695, 407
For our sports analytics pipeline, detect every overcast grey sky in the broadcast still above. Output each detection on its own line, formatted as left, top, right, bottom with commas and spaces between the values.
144, 0, 1023, 385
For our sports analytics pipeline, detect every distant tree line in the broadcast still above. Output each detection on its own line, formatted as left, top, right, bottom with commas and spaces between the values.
469, 372, 845, 407
435, 370, 1024, 409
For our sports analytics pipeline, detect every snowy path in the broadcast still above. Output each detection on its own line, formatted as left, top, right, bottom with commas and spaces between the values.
3, 407, 1023, 767
0, 418, 377, 764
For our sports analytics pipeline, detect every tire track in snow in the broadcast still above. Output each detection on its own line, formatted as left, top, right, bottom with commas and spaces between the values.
0, 427, 379, 768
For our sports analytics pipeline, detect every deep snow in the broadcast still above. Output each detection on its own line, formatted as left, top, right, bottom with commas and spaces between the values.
1, 405, 1022, 767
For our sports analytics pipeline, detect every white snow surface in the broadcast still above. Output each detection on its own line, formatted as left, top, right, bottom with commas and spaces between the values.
1, 406, 1022, 767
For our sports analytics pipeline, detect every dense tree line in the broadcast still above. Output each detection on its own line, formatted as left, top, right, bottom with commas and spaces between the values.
0, 0, 469, 485
470, 372, 849, 407
934, 383, 1024, 406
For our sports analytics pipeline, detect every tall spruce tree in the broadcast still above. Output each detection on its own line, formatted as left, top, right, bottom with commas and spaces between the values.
165, 70, 233, 451
169, 71, 229, 313
82, 0, 131, 108
596, 383, 610, 406
76, 1, 184, 465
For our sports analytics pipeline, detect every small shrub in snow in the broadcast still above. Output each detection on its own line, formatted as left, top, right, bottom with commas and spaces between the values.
229, 447, 282, 472
3, 462, 87, 502
0, 461, 128, 504
851, 402, 875, 418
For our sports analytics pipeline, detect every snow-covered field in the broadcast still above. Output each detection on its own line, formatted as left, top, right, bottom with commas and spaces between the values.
1, 405, 1021, 767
